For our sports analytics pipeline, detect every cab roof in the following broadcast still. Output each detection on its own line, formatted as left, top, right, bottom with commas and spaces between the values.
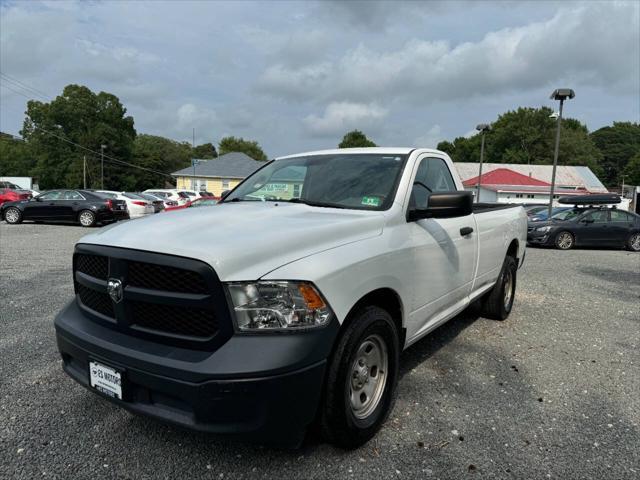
276, 147, 445, 160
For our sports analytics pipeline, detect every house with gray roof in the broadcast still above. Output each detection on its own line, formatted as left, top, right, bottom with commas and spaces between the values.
172, 152, 265, 196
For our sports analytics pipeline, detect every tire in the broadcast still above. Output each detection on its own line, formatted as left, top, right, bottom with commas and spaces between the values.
320, 306, 400, 449
78, 210, 96, 227
4, 207, 22, 224
480, 255, 517, 321
627, 232, 640, 252
555, 231, 574, 250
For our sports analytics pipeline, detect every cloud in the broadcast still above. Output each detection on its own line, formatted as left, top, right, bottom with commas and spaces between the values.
304, 102, 388, 137
258, 3, 639, 104
314, 0, 460, 29
413, 125, 443, 148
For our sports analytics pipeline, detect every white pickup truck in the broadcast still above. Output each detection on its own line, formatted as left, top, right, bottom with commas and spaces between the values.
54, 148, 527, 448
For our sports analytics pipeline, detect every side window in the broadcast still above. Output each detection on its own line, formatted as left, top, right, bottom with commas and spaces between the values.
610, 210, 632, 222
412, 157, 456, 208
63, 191, 84, 200
38, 191, 61, 200
585, 210, 609, 223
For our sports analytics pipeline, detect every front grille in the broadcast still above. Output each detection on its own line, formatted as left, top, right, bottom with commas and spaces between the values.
128, 261, 207, 293
76, 254, 108, 280
77, 283, 114, 318
131, 301, 218, 338
72, 246, 230, 349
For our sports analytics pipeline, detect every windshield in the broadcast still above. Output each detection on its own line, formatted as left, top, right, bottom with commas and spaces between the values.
224, 153, 408, 210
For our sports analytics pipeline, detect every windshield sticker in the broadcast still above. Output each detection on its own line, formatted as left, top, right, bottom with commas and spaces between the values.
361, 196, 381, 207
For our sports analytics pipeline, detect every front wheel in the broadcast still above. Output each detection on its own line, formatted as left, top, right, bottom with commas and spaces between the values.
319, 306, 399, 449
78, 210, 96, 227
4, 207, 23, 224
627, 232, 640, 252
555, 231, 574, 250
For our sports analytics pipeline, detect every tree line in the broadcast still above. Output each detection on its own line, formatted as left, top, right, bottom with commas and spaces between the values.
0, 84, 268, 190
338, 110, 640, 187
1, 84, 638, 190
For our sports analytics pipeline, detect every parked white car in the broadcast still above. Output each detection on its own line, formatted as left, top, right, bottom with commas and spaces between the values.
95, 191, 154, 218
142, 189, 191, 205
56, 148, 527, 449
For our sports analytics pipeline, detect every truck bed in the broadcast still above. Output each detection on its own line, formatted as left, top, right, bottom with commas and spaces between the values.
472, 202, 523, 214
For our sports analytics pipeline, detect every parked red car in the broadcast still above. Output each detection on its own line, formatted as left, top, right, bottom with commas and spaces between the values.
0, 188, 31, 206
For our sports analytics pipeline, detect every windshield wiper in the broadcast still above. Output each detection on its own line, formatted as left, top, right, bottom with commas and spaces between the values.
286, 198, 347, 209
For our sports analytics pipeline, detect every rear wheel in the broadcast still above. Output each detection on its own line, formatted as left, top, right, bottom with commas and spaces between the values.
481, 255, 517, 320
627, 232, 640, 252
78, 210, 96, 227
320, 306, 399, 449
555, 231, 574, 250
4, 207, 22, 224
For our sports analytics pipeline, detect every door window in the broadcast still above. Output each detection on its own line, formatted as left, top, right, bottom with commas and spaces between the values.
62, 191, 84, 200
38, 191, 62, 200
584, 210, 609, 223
610, 210, 632, 222
411, 157, 456, 208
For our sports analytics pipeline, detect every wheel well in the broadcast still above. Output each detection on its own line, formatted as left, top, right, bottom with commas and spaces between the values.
507, 239, 519, 264
341, 288, 405, 346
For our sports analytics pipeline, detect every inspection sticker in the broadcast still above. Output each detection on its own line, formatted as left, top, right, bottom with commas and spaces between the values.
361, 196, 381, 207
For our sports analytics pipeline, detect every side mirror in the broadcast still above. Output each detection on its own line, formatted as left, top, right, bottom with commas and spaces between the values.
34, 196, 42, 202
408, 191, 473, 221
220, 190, 230, 200
582, 218, 594, 224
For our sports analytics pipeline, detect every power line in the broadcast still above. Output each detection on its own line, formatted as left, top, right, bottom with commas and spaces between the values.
1, 72, 174, 179
0, 72, 50, 101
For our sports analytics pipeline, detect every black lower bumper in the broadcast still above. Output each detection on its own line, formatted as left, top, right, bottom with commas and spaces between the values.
55, 300, 337, 446
527, 233, 553, 246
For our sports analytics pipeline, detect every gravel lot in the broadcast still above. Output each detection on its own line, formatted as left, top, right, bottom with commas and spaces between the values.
1, 222, 639, 479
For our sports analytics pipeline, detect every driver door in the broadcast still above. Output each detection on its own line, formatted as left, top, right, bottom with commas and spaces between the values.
23, 190, 62, 220
406, 156, 477, 340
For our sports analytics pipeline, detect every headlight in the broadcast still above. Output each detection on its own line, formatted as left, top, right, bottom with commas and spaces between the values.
535, 226, 552, 233
227, 281, 333, 331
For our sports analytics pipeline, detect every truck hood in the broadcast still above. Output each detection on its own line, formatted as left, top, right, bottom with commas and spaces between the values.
78, 202, 384, 280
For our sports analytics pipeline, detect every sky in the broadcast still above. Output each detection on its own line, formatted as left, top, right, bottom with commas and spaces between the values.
0, 0, 639, 158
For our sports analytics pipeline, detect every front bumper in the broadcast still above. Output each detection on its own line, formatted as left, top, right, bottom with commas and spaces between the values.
55, 300, 337, 446
527, 230, 554, 246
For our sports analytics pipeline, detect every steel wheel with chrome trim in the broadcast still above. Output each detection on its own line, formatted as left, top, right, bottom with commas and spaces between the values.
320, 306, 399, 449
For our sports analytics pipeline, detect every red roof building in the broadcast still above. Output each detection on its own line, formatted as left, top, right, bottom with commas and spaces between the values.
462, 168, 551, 187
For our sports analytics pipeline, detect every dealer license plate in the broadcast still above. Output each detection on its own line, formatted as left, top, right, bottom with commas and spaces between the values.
89, 361, 123, 400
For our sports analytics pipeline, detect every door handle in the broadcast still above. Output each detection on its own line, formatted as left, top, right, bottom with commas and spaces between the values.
460, 226, 474, 236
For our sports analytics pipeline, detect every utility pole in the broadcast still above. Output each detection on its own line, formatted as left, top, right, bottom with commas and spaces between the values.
83, 155, 86, 189
192, 128, 196, 191
548, 89, 575, 219
621, 175, 626, 199
100, 144, 106, 189
475, 124, 491, 203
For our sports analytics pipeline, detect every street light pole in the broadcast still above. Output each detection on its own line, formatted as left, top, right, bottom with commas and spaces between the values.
100, 144, 106, 189
548, 89, 575, 219
475, 123, 491, 203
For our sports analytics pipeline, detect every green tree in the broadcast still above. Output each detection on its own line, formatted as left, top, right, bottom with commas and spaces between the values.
623, 152, 640, 186
436, 107, 602, 176
590, 122, 640, 187
21, 84, 136, 189
192, 142, 218, 159
132, 134, 192, 190
338, 130, 377, 148
218, 136, 268, 161
0, 136, 35, 177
